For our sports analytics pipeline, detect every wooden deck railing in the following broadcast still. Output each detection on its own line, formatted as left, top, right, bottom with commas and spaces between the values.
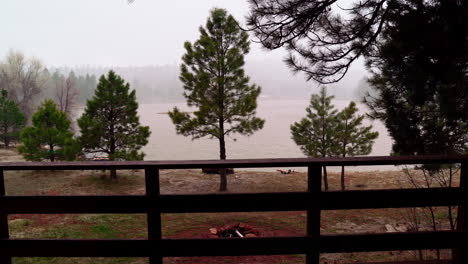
0, 155, 467, 264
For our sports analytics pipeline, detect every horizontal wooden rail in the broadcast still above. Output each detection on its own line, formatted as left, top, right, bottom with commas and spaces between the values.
1, 155, 467, 170
0, 156, 466, 264
0, 188, 463, 214
353, 261, 453, 264
0, 231, 462, 257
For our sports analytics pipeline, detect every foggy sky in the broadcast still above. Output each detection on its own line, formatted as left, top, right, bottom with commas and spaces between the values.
1, 0, 365, 90
2, 0, 283, 65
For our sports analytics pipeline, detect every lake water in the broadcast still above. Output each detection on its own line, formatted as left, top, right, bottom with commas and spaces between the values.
137, 99, 395, 171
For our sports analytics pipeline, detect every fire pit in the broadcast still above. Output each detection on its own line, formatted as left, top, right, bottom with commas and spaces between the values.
208, 223, 260, 238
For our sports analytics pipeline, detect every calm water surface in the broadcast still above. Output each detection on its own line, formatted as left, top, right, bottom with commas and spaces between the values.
137, 99, 395, 171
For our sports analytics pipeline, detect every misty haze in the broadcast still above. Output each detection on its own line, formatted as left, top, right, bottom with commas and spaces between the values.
1, 0, 387, 163
1, 1, 466, 264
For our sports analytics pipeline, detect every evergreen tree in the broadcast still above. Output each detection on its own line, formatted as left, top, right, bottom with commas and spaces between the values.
169, 8, 265, 191
364, 1, 468, 157
78, 70, 150, 180
0, 89, 26, 148
335, 102, 378, 190
361, 4, 467, 260
247, 1, 467, 85
18, 100, 78, 162
290, 87, 338, 191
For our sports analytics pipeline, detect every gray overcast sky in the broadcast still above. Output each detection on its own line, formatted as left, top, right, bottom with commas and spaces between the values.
1, 0, 289, 66
1, 0, 366, 90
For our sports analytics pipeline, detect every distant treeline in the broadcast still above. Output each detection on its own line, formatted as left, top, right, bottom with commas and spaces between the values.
52, 65, 184, 103
53, 62, 366, 103
43, 70, 97, 105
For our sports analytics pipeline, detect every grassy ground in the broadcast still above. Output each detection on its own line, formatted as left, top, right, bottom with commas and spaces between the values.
1, 149, 460, 264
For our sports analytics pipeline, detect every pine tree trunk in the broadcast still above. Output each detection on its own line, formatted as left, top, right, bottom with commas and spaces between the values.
219, 135, 227, 192
341, 165, 345, 190
341, 140, 347, 190
109, 121, 118, 180
218, 75, 227, 192
110, 169, 117, 180
3, 126, 9, 148
323, 166, 329, 191
50, 144, 55, 162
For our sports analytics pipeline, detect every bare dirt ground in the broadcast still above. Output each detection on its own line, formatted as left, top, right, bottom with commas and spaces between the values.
1, 149, 459, 264
0, 148, 24, 162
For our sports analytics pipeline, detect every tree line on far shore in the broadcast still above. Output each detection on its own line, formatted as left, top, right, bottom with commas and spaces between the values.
0, 51, 97, 120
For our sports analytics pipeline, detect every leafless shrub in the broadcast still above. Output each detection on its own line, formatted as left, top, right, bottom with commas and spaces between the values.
397, 165, 460, 260
0, 51, 48, 119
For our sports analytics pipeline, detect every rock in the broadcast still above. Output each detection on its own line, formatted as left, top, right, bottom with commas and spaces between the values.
238, 223, 246, 228
385, 223, 408, 232
214, 223, 261, 238
394, 223, 408, 232
334, 221, 358, 231
385, 224, 397, 232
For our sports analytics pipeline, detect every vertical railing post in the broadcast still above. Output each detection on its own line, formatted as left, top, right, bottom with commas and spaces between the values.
0, 170, 12, 264
146, 168, 163, 264
454, 162, 467, 264
306, 165, 322, 264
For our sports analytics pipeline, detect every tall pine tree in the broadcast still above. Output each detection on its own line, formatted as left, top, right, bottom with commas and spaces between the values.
364, 1, 467, 157
78, 70, 150, 180
0, 89, 26, 148
169, 8, 265, 191
290, 87, 338, 191
335, 102, 378, 190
